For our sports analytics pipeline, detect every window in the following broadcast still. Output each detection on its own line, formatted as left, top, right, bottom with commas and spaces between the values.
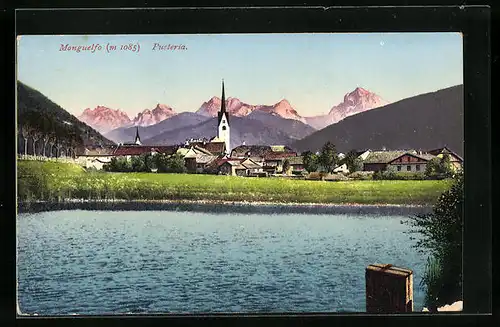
397, 165, 401, 171
407, 165, 411, 171
222, 126, 226, 130
222, 119, 226, 123
416, 164, 420, 171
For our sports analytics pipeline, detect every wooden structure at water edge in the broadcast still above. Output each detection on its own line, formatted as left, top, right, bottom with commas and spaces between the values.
366, 264, 413, 313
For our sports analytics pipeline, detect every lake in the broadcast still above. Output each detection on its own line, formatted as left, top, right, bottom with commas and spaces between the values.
16, 210, 427, 315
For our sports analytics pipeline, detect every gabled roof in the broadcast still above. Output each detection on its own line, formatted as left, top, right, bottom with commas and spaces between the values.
241, 158, 262, 169
196, 154, 218, 165
193, 145, 213, 155
363, 150, 409, 164
427, 147, 463, 162
388, 152, 436, 164
203, 155, 227, 171
203, 141, 226, 155
218, 158, 245, 167
231, 145, 272, 158
264, 152, 298, 161
113, 146, 152, 156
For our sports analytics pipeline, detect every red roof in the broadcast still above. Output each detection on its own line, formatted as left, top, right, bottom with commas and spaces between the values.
113, 145, 178, 156
264, 152, 297, 160
203, 142, 226, 154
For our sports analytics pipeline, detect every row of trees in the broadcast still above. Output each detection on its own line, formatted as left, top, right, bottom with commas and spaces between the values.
302, 142, 363, 174
103, 153, 186, 173
18, 111, 83, 158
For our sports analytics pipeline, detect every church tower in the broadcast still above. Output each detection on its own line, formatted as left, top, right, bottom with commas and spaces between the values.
217, 80, 230, 155
134, 126, 142, 145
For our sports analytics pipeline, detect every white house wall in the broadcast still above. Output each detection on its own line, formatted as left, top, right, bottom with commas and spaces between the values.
387, 162, 427, 173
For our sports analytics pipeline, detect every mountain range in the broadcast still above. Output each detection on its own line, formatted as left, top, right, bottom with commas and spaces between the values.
141, 114, 308, 150
79, 87, 387, 134
78, 103, 176, 134
17, 82, 463, 159
291, 85, 464, 157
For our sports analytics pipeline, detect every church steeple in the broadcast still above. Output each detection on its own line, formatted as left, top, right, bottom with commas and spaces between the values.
221, 79, 226, 114
217, 79, 229, 127
134, 126, 142, 145
217, 79, 230, 156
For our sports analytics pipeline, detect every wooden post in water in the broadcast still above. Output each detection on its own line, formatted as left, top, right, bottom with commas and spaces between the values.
366, 264, 413, 313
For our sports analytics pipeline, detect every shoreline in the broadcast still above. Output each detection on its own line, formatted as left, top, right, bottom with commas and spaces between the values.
17, 199, 433, 216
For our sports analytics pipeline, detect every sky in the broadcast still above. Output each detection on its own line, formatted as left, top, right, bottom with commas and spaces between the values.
17, 33, 463, 118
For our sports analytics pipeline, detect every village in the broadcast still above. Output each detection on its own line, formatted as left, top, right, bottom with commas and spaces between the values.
72, 135, 462, 180
18, 81, 463, 180
72, 81, 462, 179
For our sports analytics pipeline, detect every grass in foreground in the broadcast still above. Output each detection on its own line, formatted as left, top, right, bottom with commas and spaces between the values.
17, 160, 452, 205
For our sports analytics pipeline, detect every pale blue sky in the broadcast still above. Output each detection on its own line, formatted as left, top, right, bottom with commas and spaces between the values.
17, 33, 463, 117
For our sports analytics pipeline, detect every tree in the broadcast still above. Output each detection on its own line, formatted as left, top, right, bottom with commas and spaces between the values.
104, 157, 132, 172
402, 171, 463, 309
48, 135, 56, 158
54, 139, 63, 158
31, 130, 42, 156
131, 154, 147, 172
318, 141, 338, 173
165, 153, 187, 173
344, 150, 363, 173
41, 133, 49, 157
425, 154, 454, 179
154, 153, 170, 172
302, 150, 319, 173
438, 154, 454, 178
20, 124, 32, 156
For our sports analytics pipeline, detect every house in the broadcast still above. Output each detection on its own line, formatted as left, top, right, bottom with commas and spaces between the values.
218, 158, 246, 176
76, 147, 116, 170
202, 141, 226, 156
427, 147, 463, 170
241, 158, 264, 175
183, 146, 217, 172
263, 152, 298, 174
363, 150, 414, 172
386, 152, 437, 173
287, 156, 305, 172
186, 140, 227, 157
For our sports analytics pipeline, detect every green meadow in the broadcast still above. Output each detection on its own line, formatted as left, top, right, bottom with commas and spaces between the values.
17, 160, 452, 205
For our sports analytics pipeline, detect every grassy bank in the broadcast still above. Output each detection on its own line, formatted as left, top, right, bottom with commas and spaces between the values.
17, 160, 452, 205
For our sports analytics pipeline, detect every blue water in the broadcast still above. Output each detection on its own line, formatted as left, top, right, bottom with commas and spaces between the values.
16, 210, 427, 315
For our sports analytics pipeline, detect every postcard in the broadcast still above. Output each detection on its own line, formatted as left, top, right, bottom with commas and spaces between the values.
16, 32, 464, 315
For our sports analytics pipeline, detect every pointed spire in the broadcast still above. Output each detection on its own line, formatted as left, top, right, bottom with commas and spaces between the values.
134, 126, 141, 145
221, 79, 226, 113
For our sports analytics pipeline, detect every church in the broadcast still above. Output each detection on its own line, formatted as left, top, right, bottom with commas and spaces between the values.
215, 80, 231, 156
